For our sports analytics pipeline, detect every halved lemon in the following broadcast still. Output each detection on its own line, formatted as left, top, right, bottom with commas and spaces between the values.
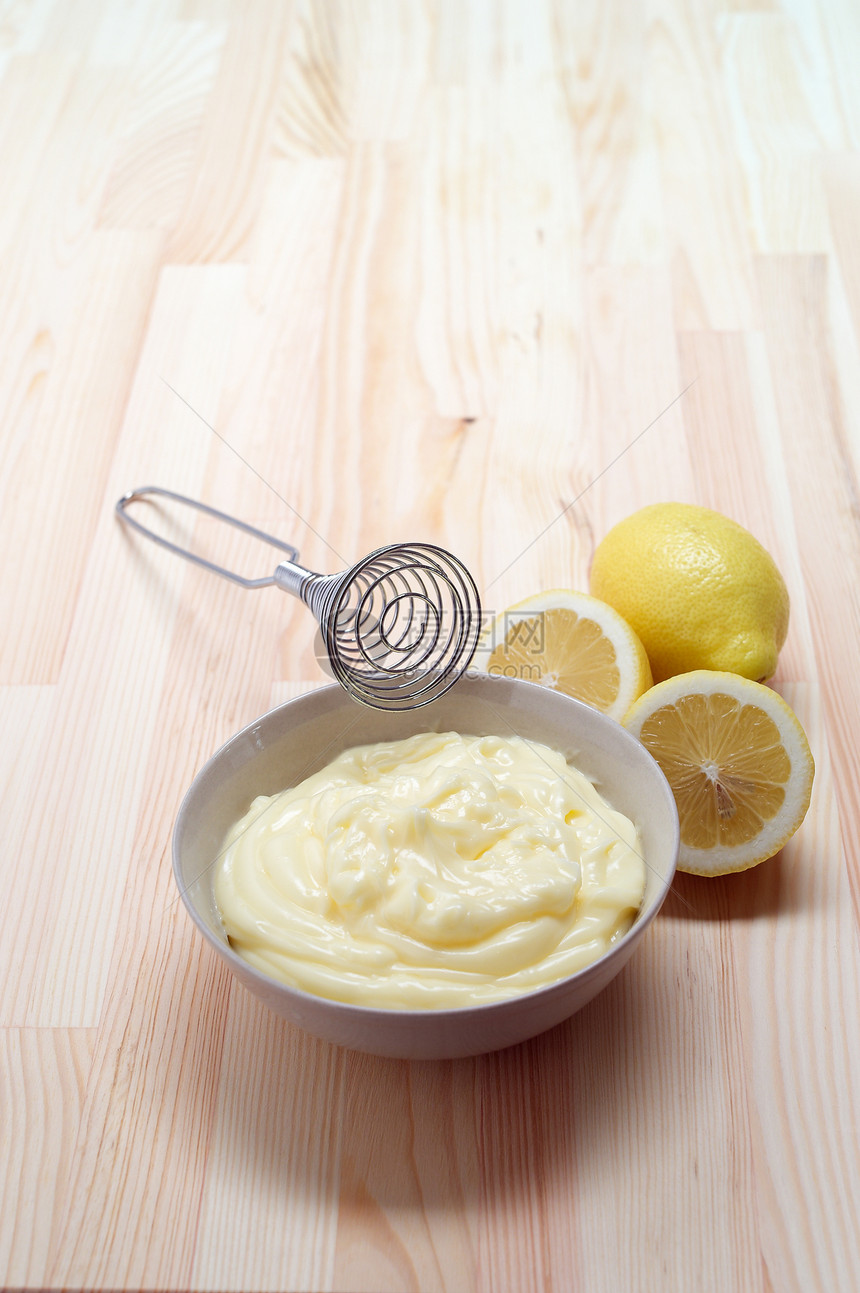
473, 589, 652, 721
624, 671, 814, 875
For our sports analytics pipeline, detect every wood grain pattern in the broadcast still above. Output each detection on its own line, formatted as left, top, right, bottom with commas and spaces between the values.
1, 2, 859, 1289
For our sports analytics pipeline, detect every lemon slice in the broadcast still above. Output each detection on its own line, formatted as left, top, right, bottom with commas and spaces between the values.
624, 671, 814, 875
474, 590, 652, 721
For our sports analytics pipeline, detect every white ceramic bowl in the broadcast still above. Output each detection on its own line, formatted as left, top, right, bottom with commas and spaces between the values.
173, 675, 679, 1059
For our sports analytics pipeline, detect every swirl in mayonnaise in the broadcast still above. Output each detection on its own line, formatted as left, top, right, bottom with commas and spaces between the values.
215, 731, 645, 1009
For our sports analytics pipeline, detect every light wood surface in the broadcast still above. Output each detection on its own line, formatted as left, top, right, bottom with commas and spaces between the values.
2, 2, 859, 1289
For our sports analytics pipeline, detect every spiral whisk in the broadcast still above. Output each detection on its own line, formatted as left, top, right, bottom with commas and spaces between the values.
277, 542, 481, 709
116, 488, 481, 710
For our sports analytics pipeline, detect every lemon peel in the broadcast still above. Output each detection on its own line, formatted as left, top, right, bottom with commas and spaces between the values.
590, 503, 789, 683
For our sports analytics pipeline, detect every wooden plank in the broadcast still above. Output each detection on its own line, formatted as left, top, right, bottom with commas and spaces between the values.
98, 19, 226, 229
555, 0, 666, 268
332, 1057, 480, 1293
555, 919, 762, 1293
44, 529, 289, 1286
573, 266, 691, 592
729, 684, 860, 1291
0, 266, 246, 1026
823, 154, 860, 361
165, 0, 295, 263
756, 255, 860, 885
0, 230, 164, 684
648, 0, 759, 328
192, 1000, 344, 1291
0, 1029, 96, 1287
675, 329, 818, 685
716, 14, 833, 253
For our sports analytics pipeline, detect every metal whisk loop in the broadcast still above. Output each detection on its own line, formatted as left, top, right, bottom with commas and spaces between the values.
301, 544, 482, 710
116, 488, 482, 711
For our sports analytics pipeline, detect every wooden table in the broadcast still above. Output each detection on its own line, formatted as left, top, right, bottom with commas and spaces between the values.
2, 2, 859, 1289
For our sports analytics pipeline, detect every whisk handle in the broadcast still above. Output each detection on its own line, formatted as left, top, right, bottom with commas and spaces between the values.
116, 487, 303, 589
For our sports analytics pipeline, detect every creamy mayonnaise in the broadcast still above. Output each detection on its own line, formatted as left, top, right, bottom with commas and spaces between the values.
214, 731, 645, 1009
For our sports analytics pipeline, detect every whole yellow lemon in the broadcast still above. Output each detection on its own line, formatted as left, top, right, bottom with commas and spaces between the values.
589, 503, 789, 683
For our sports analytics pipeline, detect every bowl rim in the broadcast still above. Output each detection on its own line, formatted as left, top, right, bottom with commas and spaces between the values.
172, 677, 679, 1021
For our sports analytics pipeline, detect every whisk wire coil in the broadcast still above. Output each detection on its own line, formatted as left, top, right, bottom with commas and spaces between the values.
299, 542, 481, 709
